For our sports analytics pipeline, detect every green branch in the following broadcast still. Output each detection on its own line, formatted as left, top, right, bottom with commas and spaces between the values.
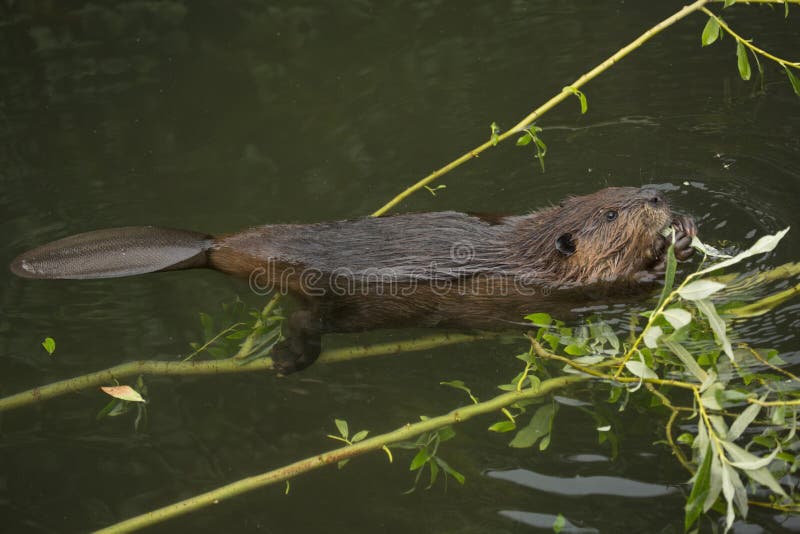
95, 374, 587, 534
371, 0, 713, 217
0, 332, 489, 413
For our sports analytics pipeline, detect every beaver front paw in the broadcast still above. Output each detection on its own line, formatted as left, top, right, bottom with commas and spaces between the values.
670, 215, 697, 261
271, 335, 322, 375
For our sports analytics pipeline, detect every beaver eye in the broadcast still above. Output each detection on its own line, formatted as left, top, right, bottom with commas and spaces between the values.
605, 210, 618, 222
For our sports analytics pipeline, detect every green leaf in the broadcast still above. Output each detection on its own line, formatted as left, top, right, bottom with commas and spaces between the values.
695, 228, 789, 276
785, 65, 800, 97
685, 444, 713, 531
440, 380, 478, 403
695, 299, 733, 360
736, 41, 751, 81
437, 426, 457, 442
525, 312, 552, 326
662, 307, 691, 330
727, 400, 761, 441
488, 421, 516, 433
41, 337, 56, 355
334, 418, 349, 439
509, 404, 555, 448
701, 17, 720, 47
564, 344, 586, 356
657, 243, 677, 308
409, 448, 430, 471
643, 325, 663, 349
700, 382, 724, 410
678, 280, 726, 301
490, 122, 501, 146
553, 513, 566, 534
426, 457, 439, 489
516, 133, 532, 146
562, 86, 588, 114
351, 430, 369, 443
199, 312, 214, 340
434, 457, 465, 484
723, 0, 736, 7
625, 360, 658, 379
705, 452, 724, 513
663, 340, 708, 383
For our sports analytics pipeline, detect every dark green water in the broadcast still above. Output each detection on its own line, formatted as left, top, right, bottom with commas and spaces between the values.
1, 2, 799, 532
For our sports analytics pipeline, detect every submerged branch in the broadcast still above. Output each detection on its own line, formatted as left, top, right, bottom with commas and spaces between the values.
0, 332, 490, 413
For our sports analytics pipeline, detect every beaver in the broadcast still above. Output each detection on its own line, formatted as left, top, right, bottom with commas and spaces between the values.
10, 186, 697, 372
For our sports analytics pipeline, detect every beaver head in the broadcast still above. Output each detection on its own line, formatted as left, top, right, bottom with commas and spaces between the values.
512, 187, 679, 286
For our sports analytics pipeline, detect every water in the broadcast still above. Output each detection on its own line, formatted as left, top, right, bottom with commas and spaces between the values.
1, 2, 799, 532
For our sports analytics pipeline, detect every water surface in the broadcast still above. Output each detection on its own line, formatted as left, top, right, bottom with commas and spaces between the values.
1, 2, 799, 532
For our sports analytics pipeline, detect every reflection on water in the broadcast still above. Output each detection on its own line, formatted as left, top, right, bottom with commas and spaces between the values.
0, 1, 799, 532
487, 468, 677, 498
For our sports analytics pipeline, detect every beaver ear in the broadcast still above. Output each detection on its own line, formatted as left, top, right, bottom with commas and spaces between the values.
555, 233, 576, 256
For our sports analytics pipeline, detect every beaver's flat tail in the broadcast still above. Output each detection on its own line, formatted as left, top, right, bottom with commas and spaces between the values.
10, 226, 212, 280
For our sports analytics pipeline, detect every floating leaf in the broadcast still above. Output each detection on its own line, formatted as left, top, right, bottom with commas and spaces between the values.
678, 280, 726, 301
41, 337, 56, 356
100, 385, 145, 403
736, 41, 751, 81
701, 17, 720, 47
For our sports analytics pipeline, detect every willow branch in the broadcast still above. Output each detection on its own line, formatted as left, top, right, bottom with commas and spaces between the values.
0, 332, 489, 413
371, 0, 712, 217
700, 6, 800, 68
94, 374, 587, 534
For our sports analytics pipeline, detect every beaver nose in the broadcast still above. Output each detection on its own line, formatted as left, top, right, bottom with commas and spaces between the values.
641, 188, 665, 207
